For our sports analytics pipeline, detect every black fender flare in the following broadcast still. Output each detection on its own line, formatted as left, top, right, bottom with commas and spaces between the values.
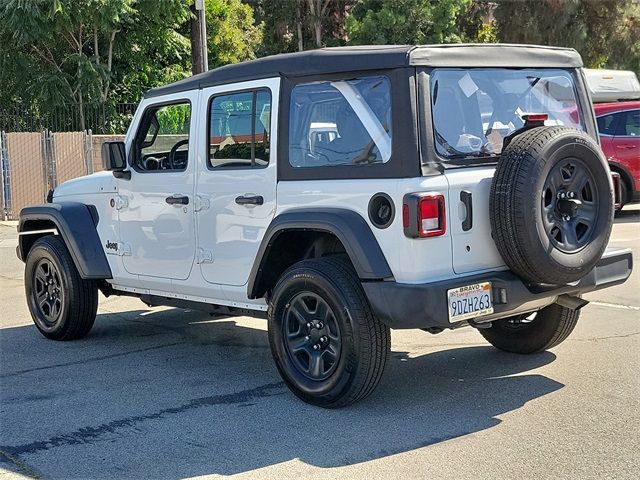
247, 208, 393, 299
18, 202, 112, 279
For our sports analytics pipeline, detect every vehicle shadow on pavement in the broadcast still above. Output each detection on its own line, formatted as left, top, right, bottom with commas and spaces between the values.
0, 307, 561, 479
614, 207, 640, 224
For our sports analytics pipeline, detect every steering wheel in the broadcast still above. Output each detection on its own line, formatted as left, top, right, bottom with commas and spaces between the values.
168, 139, 189, 169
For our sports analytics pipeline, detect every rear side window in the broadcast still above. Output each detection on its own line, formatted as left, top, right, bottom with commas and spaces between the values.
596, 112, 623, 135
288, 76, 392, 168
622, 109, 640, 136
208, 89, 271, 168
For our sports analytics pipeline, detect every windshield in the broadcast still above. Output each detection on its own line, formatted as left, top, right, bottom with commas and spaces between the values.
429, 68, 585, 160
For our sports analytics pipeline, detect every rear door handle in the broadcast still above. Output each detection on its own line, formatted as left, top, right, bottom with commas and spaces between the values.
616, 144, 637, 149
460, 190, 473, 231
235, 195, 264, 206
165, 195, 189, 205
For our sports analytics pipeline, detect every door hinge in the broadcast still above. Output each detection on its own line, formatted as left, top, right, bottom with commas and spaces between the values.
115, 195, 129, 210
194, 195, 210, 212
196, 248, 213, 264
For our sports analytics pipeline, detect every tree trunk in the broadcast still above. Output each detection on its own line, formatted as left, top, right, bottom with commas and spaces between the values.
314, 20, 321, 47
93, 28, 99, 64
296, 1, 304, 52
78, 92, 86, 132
102, 30, 118, 101
190, 4, 205, 75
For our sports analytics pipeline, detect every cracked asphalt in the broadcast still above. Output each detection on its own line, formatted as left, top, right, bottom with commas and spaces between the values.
1, 208, 638, 479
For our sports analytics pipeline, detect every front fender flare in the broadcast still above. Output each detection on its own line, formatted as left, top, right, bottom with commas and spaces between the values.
248, 208, 393, 299
18, 202, 112, 279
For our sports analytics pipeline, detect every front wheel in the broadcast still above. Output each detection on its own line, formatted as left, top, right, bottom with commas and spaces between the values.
478, 303, 580, 354
268, 257, 390, 408
25, 235, 98, 340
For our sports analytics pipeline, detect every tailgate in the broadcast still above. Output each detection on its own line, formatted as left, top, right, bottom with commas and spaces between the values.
445, 166, 506, 275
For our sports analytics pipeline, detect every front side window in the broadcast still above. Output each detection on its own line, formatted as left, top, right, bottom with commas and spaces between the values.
428, 68, 585, 161
288, 76, 392, 168
133, 102, 190, 171
208, 90, 271, 168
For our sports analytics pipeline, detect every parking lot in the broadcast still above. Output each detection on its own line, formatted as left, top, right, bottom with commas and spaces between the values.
0, 209, 638, 480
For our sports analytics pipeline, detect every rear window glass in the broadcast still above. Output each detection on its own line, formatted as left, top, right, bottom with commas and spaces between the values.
288, 76, 392, 168
429, 68, 585, 160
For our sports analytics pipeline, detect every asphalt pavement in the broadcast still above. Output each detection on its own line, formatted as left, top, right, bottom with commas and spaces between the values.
0, 208, 638, 479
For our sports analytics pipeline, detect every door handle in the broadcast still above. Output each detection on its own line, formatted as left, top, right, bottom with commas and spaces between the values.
235, 195, 264, 206
460, 190, 473, 231
616, 144, 637, 149
165, 195, 189, 205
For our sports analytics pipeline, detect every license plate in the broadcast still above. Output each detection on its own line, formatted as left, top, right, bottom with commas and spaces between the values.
447, 282, 493, 322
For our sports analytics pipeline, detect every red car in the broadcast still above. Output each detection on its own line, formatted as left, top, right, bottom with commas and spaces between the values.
594, 101, 640, 210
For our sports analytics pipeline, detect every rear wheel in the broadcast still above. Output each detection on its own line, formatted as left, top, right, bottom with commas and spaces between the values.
25, 235, 98, 340
478, 303, 580, 354
268, 257, 390, 408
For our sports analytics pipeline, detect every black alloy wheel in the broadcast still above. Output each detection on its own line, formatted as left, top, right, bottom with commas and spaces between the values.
542, 158, 598, 253
32, 258, 65, 327
282, 292, 342, 381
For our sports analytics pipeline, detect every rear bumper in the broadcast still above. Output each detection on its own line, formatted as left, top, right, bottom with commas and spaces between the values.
362, 248, 633, 329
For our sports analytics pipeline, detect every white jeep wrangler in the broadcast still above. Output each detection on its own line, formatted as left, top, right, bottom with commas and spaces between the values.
18, 45, 633, 407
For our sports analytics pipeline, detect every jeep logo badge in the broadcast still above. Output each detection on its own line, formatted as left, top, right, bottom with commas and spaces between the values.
105, 241, 118, 251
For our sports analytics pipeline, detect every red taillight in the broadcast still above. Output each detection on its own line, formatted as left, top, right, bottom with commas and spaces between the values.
402, 192, 446, 238
418, 195, 446, 237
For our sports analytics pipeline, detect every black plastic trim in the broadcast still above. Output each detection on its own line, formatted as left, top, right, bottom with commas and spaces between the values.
460, 190, 473, 231
247, 208, 393, 299
363, 248, 633, 329
368, 193, 395, 229
17, 202, 113, 280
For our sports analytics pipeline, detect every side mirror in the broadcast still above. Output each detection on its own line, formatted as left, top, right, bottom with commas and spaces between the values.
102, 141, 127, 171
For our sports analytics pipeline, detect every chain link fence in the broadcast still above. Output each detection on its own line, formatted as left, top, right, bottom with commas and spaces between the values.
0, 102, 133, 220
0, 103, 137, 135
0, 130, 125, 220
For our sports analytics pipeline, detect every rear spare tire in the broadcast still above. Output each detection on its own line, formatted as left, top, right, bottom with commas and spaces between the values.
490, 126, 613, 284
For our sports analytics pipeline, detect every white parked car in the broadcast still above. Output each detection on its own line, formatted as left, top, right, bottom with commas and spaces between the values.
17, 45, 633, 407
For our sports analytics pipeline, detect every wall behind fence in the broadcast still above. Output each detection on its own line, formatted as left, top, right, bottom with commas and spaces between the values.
0, 131, 125, 220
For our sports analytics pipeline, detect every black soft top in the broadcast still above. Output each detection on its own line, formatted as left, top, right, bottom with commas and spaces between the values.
145, 44, 583, 98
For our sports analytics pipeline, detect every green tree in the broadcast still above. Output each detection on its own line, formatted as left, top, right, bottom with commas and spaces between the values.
346, 0, 471, 45
0, 0, 191, 128
255, 0, 349, 55
494, 0, 640, 76
206, 0, 263, 68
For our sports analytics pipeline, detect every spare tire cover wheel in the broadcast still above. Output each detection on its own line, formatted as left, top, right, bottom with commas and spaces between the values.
490, 127, 613, 284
